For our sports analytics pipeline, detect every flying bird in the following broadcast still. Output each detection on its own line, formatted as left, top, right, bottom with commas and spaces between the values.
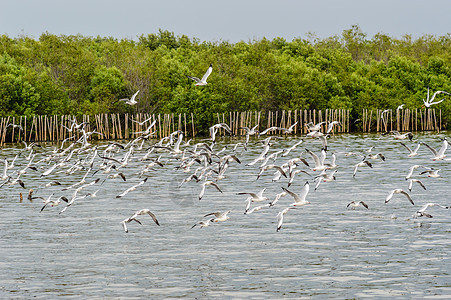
121, 209, 160, 233
116, 90, 140, 105
414, 203, 448, 218
347, 201, 369, 210
187, 64, 213, 86
385, 189, 414, 205
276, 207, 297, 232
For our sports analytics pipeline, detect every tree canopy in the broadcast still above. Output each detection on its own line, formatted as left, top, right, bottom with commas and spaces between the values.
0, 25, 450, 129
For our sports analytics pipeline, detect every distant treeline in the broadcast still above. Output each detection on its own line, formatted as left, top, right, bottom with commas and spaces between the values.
0, 25, 450, 134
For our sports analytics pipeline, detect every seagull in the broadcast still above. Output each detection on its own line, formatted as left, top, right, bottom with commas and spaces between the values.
281, 122, 298, 134
353, 158, 373, 177
346, 201, 369, 210
21, 140, 42, 152
116, 178, 148, 198
408, 179, 426, 192
187, 64, 212, 86
244, 203, 271, 215
305, 148, 328, 172
414, 203, 448, 218
237, 188, 269, 202
204, 210, 231, 222
198, 180, 223, 201
127, 209, 160, 225
282, 139, 304, 157
388, 131, 413, 141
405, 164, 423, 180
121, 209, 160, 233
117, 90, 139, 105
422, 88, 450, 107
385, 189, 414, 205
419, 168, 441, 178
256, 164, 287, 180
276, 207, 297, 232
191, 219, 214, 229
366, 152, 386, 161
121, 218, 142, 233
239, 125, 259, 144
400, 142, 421, 157
421, 139, 448, 160
209, 123, 232, 142
1, 158, 11, 181
131, 116, 153, 126
6, 123, 24, 131
305, 121, 325, 132
314, 169, 337, 191
40, 194, 69, 212
282, 182, 310, 207
287, 169, 311, 187
326, 121, 341, 134
269, 191, 288, 207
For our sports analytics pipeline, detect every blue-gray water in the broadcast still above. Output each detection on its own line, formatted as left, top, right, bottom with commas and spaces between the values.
0, 133, 450, 299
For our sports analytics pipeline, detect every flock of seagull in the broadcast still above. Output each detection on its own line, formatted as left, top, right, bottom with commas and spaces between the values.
2, 111, 450, 234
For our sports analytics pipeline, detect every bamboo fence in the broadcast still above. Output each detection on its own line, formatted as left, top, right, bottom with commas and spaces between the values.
0, 108, 443, 145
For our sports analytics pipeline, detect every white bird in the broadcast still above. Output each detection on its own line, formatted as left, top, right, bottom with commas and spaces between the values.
405, 164, 423, 180
40, 194, 69, 212
400, 142, 421, 157
305, 121, 325, 132
269, 191, 287, 207
127, 209, 160, 225
346, 201, 369, 210
385, 189, 414, 205
237, 188, 269, 202
353, 158, 373, 177
209, 123, 232, 142
388, 131, 413, 141
366, 152, 386, 162
282, 182, 310, 207
244, 203, 271, 215
326, 121, 341, 134
121, 209, 160, 233
131, 116, 153, 126
281, 122, 298, 134
314, 169, 337, 191
204, 210, 231, 223
121, 218, 142, 233
239, 124, 259, 144
419, 168, 441, 178
276, 207, 297, 232
414, 203, 448, 218
306, 148, 328, 172
421, 139, 448, 160
256, 164, 287, 180
117, 90, 139, 105
408, 179, 426, 192
396, 104, 405, 111
1, 158, 10, 181
282, 139, 304, 157
116, 178, 148, 198
258, 126, 283, 136
287, 169, 311, 187
198, 180, 223, 200
187, 64, 213, 86
422, 88, 450, 107
191, 219, 214, 229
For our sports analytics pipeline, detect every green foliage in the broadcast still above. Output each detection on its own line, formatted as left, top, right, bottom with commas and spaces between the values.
0, 25, 450, 130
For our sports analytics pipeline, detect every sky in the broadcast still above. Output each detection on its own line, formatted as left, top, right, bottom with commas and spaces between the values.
1, 0, 450, 42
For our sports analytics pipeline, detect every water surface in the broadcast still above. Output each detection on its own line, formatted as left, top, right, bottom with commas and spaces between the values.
0, 133, 450, 298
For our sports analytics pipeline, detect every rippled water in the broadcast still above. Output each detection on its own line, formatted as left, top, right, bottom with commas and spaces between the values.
1, 132, 450, 298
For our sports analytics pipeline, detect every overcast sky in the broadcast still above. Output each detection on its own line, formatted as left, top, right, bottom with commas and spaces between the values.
1, 0, 450, 42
